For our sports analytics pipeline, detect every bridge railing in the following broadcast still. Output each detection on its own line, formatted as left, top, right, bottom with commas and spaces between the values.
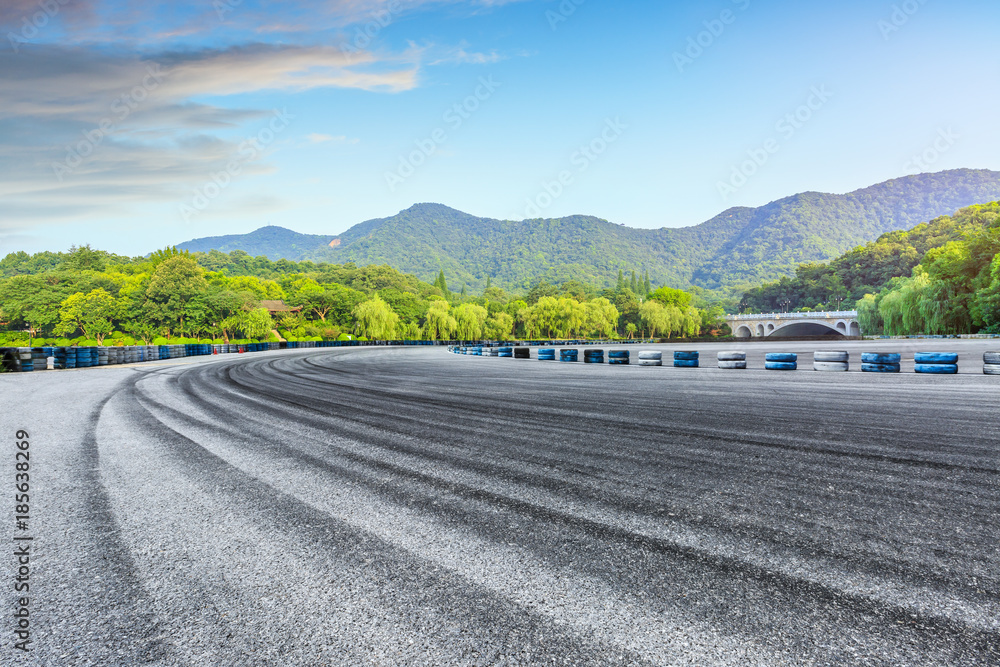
727, 311, 858, 321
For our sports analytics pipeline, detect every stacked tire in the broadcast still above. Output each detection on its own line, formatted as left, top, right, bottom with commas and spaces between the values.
674, 351, 699, 368
608, 350, 630, 365
914, 352, 958, 375
498, 347, 513, 358
538, 348, 556, 361
636, 350, 662, 366
17, 348, 33, 372
584, 349, 604, 364
985, 352, 1000, 375
765, 353, 797, 371
559, 349, 578, 363
814, 351, 849, 372
862, 353, 900, 373
514, 347, 530, 359
717, 351, 746, 370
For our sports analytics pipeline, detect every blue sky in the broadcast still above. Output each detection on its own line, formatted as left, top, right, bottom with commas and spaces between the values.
1, 0, 998, 256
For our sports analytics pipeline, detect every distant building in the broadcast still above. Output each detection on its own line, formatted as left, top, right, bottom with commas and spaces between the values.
260, 300, 303, 316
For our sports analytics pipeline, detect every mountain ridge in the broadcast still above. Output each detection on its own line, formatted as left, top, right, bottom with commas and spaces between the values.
175, 169, 1000, 292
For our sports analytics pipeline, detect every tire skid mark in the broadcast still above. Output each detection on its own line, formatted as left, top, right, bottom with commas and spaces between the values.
169, 356, 1000, 598
124, 378, 654, 666
135, 363, 1000, 650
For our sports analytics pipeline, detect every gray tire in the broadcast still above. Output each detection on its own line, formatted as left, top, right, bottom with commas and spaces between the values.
983, 352, 1000, 365
638, 351, 662, 360
813, 361, 849, 372
983, 364, 1000, 375
637, 359, 662, 366
717, 351, 746, 361
814, 351, 849, 363
718, 360, 747, 369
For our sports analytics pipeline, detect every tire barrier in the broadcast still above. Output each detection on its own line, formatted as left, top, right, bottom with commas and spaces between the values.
813, 351, 849, 372
559, 349, 578, 362
984, 351, 1000, 365
813, 361, 849, 372
584, 349, 604, 364
765, 353, 797, 371
674, 351, 699, 368
608, 350, 630, 365
814, 351, 849, 363
637, 351, 662, 367
514, 347, 531, 359
498, 347, 513, 358
538, 348, 556, 361
717, 351, 746, 369
861, 353, 900, 373
914, 352, 958, 375
862, 363, 900, 373
861, 353, 900, 365
913, 352, 958, 365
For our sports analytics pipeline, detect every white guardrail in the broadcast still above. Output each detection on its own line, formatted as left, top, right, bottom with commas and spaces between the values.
727, 311, 858, 321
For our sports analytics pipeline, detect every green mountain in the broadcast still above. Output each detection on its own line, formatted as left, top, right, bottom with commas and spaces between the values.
176, 169, 1000, 293
740, 201, 1000, 313
178, 226, 336, 259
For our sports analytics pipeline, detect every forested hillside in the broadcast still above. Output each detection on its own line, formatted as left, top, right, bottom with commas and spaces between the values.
740, 202, 1000, 335
176, 169, 1000, 294
0, 247, 722, 347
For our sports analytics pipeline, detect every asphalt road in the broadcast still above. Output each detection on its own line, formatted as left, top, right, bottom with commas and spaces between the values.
2, 342, 999, 665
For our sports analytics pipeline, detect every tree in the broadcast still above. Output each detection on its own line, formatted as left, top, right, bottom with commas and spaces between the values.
434, 269, 448, 294
424, 299, 457, 340
453, 303, 488, 340
0, 275, 65, 337
583, 298, 619, 338
227, 307, 274, 340
56, 288, 117, 343
353, 294, 399, 339
484, 312, 514, 340
144, 256, 208, 335
639, 300, 670, 338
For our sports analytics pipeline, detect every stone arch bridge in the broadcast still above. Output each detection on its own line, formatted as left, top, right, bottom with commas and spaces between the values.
726, 311, 861, 338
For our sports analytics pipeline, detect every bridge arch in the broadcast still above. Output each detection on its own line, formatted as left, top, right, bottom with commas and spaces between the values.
756, 323, 765, 336
735, 325, 753, 338
770, 321, 846, 337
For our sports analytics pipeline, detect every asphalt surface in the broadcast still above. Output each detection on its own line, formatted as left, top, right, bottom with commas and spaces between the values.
2, 341, 999, 666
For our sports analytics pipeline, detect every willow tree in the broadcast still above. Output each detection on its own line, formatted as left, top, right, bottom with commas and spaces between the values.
353, 294, 399, 340
424, 299, 457, 340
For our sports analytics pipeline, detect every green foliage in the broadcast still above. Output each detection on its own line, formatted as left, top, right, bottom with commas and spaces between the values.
353, 294, 399, 339
170, 172, 1000, 294
851, 202, 1000, 335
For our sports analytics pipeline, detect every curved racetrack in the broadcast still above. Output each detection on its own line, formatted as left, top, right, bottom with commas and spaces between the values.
3, 345, 1000, 665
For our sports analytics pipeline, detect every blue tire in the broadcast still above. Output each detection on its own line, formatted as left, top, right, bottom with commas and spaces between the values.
862, 362, 900, 373
608, 359, 629, 365
765, 353, 797, 363
607, 351, 629, 359
915, 363, 958, 374
674, 351, 699, 361
765, 361, 797, 371
673, 359, 699, 368
584, 357, 603, 364
914, 352, 958, 365
862, 353, 901, 364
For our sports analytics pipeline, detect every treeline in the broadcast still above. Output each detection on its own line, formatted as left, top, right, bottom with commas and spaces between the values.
739, 202, 1000, 335
0, 246, 727, 346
